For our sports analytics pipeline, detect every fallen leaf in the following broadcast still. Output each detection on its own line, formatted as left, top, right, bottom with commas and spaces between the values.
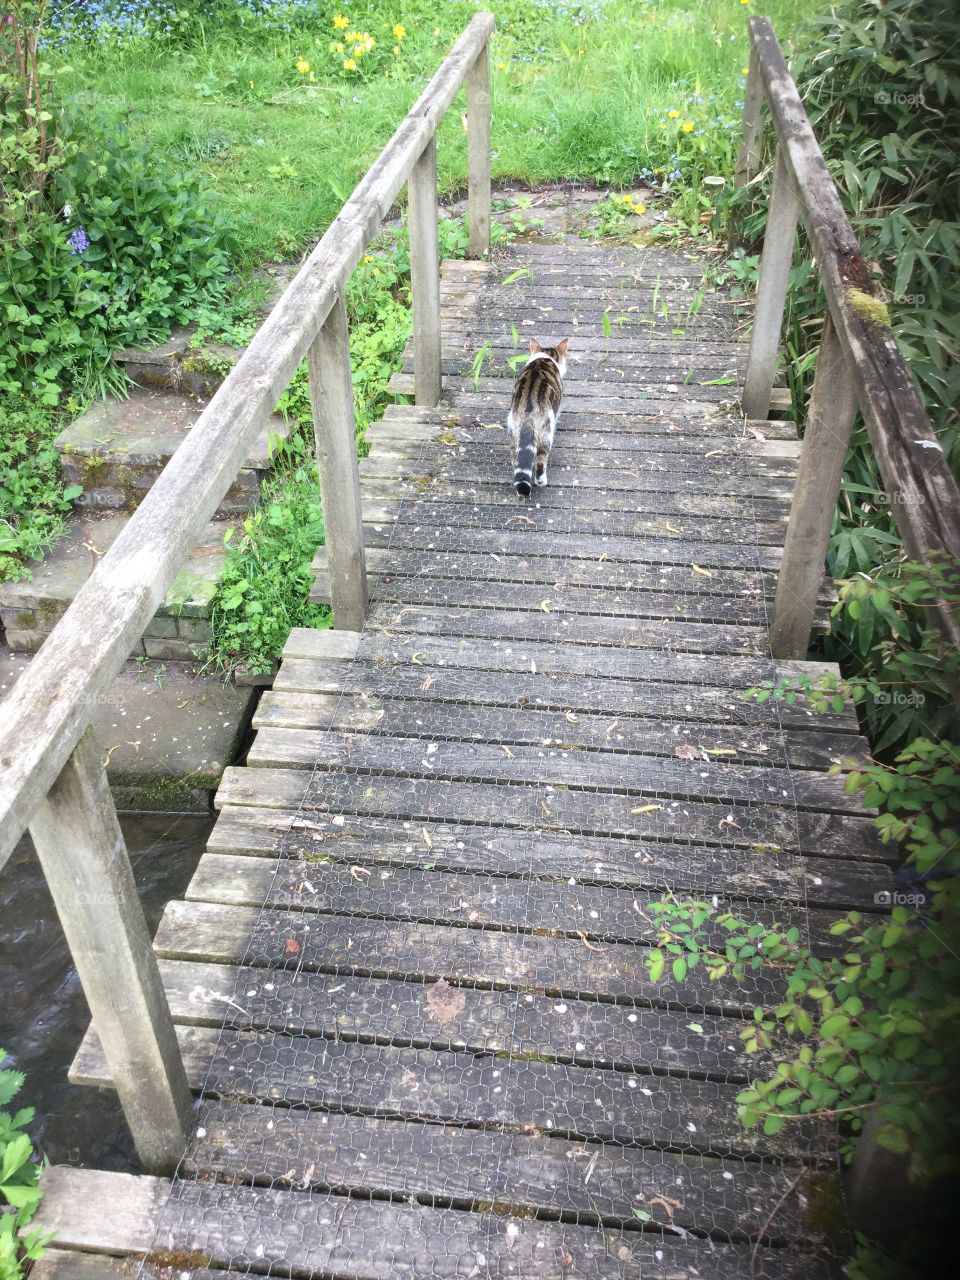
425, 978, 466, 1025
411, 651, 425, 665
421, 674, 435, 691
674, 744, 700, 761
631, 804, 662, 815
577, 930, 608, 953
704, 747, 737, 756
284, 937, 301, 955
349, 865, 371, 881
422, 828, 433, 849
665, 523, 682, 534
501, 745, 515, 758
691, 564, 714, 578
540, 599, 553, 612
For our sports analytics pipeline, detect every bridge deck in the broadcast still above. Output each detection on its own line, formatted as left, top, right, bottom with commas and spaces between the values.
37, 240, 894, 1278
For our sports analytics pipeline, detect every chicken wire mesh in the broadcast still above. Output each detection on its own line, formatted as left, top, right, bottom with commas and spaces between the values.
132, 245, 867, 1279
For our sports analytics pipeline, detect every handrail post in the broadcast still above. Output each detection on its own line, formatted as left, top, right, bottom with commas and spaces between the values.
28, 730, 192, 1174
408, 134, 443, 407
308, 291, 368, 630
770, 314, 859, 658
741, 145, 799, 420
466, 39, 491, 258
730, 44, 764, 247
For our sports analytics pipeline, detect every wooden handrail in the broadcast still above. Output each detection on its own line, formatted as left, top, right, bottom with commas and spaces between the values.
737, 16, 960, 659
0, 11, 494, 1171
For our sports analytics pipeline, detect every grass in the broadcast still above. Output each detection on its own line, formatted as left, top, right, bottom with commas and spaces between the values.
52, 0, 823, 264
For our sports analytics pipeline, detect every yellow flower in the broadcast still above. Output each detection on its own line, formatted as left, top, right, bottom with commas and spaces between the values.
345, 31, 360, 42
496, 61, 508, 71
295, 58, 310, 74
392, 46, 400, 55
433, 27, 441, 36
681, 120, 695, 133
343, 58, 356, 71
248, 79, 254, 88
392, 24, 406, 40
742, 66, 750, 75
740, 0, 750, 5
633, 202, 646, 215
333, 14, 349, 29
667, 109, 680, 119
352, 45, 365, 57
364, 255, 374, 263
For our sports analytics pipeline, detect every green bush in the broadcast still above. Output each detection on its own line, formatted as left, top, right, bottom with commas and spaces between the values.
0, 1050, 47, 1280
0, 397, 81, 582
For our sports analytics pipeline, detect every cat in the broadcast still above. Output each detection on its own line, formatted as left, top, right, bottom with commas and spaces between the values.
507, 337, 569, 498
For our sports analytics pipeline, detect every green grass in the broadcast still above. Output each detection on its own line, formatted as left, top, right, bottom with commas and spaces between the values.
54, 0, 823, 264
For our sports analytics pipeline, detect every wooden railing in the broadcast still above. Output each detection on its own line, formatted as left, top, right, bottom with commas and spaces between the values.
0, 12, 494, 1173
736, 17, 960, 660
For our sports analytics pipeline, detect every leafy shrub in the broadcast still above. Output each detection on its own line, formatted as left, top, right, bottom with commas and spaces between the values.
0, 397, 81, 582
0, 1050, 47, 1280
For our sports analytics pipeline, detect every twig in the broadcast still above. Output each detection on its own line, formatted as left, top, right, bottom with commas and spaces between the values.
750, 1167, 805, 1277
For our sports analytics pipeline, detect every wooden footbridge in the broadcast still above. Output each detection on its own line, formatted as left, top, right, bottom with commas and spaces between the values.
4, 13, 959, 1280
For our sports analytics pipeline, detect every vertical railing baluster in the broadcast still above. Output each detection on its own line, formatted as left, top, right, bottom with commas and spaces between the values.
408, 135, 443, 407
308, 291, 368, 631
770, 314, 859, 658
741, 146, 800, 420
467, 41, 491, 258
28, 730, 192, 1175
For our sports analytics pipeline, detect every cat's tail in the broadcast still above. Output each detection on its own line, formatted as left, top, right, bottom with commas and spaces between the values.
514, 422, 535, 498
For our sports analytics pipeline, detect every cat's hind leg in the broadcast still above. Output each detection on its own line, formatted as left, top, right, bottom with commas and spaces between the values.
535, 445, 549, 487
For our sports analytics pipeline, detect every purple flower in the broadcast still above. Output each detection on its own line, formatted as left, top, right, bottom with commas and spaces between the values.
68, 226, 89, 255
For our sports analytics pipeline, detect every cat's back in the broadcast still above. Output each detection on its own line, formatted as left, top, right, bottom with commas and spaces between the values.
511, 355, 563, 421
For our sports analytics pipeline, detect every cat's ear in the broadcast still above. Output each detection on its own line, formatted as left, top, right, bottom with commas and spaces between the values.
529, 338, 542, 353
555, 338, 569, 357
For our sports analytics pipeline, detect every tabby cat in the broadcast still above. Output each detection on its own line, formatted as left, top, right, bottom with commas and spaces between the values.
507, 337, 569, 497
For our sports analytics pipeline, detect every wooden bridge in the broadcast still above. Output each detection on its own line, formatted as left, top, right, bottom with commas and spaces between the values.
5, 13, 959, 1280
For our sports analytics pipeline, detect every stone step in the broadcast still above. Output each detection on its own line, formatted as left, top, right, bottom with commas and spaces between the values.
57, 388, 293, 515
0, 512, 232, 659
0, 648, 256, 813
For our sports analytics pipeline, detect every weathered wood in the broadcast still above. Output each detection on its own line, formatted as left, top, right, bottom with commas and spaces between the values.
215, 766, 886, 859
466, 38, 491, 257
408, 134, 443, 406
156, 898, 784, 1013
205, 804, 891, 906
245, 725, 864, 814
188, 1101, 816, 1236
0, 9, 497, 864
771, 315, 859, 657
742, 146, 799, 419
72, 1023, 833, 1159
30, 1167, 166, 1253
28, 730, 192, 1174
308, 291, 368, 630
29, 1168, 845, 1280
748, 16, 960, 652
734, 45, 765, 192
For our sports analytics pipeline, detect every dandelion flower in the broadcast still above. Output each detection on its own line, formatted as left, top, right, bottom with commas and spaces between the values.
343, 58, 357, 71
667, 109, 680, 119
296, 58, 310, 74
741, 66, 750, 75
345, 31, 360, 42
334, 42, 344, 53
496, 61, 508, 71
633, 202, 646, 215
681, 120, 695, 133
393, 24, 406, 41
740, 0, 750, 5
364, 255, 374, 263
333, 14, 349, 29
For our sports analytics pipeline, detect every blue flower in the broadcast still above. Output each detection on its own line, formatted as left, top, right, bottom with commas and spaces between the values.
68, 226, 90, 255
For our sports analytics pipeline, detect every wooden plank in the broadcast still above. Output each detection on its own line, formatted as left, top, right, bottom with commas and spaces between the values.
408, 134, 442, 406
145, 953, 779, 1071
154, 897, 804, 1014
0, 9, 497, 864
749, 15, 960, 653
466, 39, 491, 256
30, 1169, 846, 1280
183, 853, 855, 954
187, 1101, 818, 1237
272, 655, 858, 734
30, 1167, 165, 1254
73, 1023, 833, 1159
206, 806, 892, 908
245, 726, 865, 814
253, 686, 871, 775
28, 730, 192, 1174
215, 766, 886, 859
309, 292, 368, 630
